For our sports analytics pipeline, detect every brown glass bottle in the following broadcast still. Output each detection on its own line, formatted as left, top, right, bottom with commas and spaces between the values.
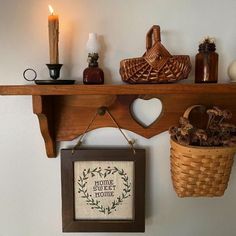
195, 40, 218, 83
83, 53, 104, 84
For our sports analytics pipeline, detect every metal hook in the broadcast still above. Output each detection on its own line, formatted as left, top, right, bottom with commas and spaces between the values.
97, 106, 107, 116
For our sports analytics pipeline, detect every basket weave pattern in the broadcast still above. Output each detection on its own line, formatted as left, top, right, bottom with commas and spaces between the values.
171, 139, 236, 197
120, 25, 191, 84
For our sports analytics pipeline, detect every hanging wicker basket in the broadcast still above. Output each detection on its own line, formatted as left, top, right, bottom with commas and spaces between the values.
171, 139, 236, 197
120, 25, 191, 84
170, 105, 236, 197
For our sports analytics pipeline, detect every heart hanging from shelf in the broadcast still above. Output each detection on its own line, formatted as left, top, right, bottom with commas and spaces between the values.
131, 98, 163, 128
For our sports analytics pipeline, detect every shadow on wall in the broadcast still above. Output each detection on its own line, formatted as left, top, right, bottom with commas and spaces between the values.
98, 35, 113, 84
61, 20, 78, 81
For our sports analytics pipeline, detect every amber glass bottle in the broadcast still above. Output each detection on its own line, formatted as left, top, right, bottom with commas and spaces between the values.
83, 53, 104, 84
195, 39, 218, 83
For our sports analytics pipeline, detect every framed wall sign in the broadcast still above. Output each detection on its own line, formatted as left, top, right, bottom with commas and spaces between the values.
61, 149, 145, 232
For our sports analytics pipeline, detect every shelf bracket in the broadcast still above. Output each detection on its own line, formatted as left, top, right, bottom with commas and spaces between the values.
32, 95, 56, 157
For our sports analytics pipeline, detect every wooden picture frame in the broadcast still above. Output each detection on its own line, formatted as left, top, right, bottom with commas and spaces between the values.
61, 149, 145, 232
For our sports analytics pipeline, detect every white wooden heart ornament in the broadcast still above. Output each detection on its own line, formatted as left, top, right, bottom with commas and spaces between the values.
131, 98, 163, 127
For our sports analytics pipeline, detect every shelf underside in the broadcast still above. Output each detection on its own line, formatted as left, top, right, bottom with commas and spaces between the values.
33, 93, 236, 157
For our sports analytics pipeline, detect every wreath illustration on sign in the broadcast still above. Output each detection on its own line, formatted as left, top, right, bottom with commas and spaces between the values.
77, 166, 132, 215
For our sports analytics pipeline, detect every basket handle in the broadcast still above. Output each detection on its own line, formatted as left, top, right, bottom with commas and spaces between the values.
146, 25, 161, 51
183, 105, 206, 119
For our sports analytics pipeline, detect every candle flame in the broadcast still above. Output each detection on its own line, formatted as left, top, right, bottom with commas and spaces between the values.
48, 5, 54, 15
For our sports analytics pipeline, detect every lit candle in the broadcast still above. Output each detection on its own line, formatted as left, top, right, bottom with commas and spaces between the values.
48, 5, 59, 64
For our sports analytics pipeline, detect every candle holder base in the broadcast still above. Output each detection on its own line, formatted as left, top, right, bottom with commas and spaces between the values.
46, 64, 63, 80
32, 64, 75, 85
35, 79, 75, 85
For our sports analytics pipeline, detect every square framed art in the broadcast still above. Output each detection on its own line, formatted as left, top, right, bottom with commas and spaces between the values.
61, 149, 145, 232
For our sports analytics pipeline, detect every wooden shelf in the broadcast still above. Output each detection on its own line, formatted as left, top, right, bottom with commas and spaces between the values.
0, 83, 236, 95
1, 83, 236, 158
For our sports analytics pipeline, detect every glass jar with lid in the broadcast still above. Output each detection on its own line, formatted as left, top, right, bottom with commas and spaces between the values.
195, 37, 218, 83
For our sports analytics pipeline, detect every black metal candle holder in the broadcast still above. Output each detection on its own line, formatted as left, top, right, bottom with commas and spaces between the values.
46, 64, 63, 80
35, 64, 75, 85
23, 64, 76, 85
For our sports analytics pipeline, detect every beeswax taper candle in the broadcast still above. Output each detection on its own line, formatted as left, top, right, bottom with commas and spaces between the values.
48, 5, 59, 64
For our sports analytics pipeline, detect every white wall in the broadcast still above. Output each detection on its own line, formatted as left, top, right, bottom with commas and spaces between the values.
1, 0, 236, 235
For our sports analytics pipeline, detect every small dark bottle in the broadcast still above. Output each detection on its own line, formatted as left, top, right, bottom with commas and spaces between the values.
83, 53, 104, 84
195, 38, 218, 83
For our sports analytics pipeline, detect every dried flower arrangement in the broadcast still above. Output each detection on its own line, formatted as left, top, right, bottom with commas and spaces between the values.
169, 106, 236, 147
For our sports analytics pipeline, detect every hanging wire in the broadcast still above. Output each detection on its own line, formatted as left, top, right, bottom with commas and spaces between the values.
72, 111, 98, 154
105, 109, 136, 155
72, 107, 136, 155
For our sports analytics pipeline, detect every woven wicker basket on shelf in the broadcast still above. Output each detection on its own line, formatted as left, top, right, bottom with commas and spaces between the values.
170, 105, 236, 197
120, 25, 191, 84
